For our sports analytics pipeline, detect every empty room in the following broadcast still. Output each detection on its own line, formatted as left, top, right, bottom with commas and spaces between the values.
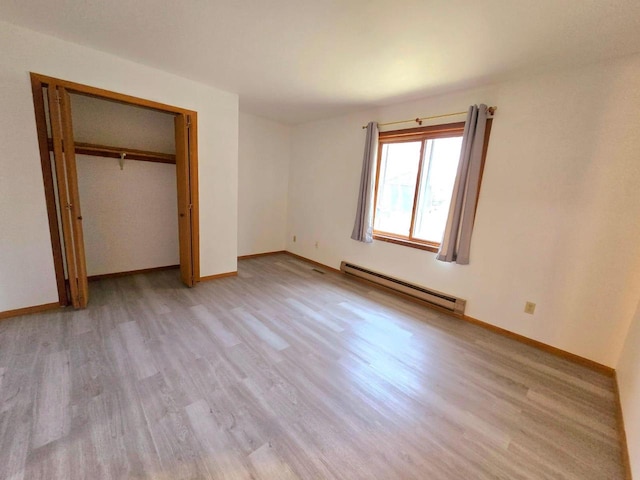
1, 1, 639, 479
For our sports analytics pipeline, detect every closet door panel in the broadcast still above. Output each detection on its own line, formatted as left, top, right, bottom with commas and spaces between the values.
48, 85, 81, 307
48, 85, 89, 308
32, 82, 68, 305
187, 114, 199, 282
175, 114, 194, 287
59, 88, 89, 307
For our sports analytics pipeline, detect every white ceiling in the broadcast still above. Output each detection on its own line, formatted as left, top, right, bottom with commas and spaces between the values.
2, 0, 640, 124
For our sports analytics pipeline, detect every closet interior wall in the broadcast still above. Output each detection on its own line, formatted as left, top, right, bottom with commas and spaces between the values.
69, 94, 179, 278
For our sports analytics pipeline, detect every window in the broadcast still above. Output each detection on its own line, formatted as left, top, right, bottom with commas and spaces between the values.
373, 121, 491, 252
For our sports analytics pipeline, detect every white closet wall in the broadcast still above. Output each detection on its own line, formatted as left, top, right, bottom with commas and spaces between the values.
71, 95, 179, 276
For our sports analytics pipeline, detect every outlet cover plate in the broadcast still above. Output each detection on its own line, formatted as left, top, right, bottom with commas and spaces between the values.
524, 302, 536, 315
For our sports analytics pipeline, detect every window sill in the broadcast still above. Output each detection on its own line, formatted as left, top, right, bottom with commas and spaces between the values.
373, 234, 440, 253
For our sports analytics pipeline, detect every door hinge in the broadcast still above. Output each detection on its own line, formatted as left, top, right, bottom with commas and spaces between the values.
186, 116, 191, 127
188, 203, 193, 210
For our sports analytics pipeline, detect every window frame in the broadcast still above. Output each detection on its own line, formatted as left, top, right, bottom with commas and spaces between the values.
373, 120, 492, 253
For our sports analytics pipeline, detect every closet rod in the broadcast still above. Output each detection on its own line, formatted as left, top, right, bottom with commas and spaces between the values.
47, 139, 176, 164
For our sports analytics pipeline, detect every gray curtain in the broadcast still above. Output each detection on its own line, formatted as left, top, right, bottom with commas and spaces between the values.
351, 121, 379, 243
437, 104, 488, 264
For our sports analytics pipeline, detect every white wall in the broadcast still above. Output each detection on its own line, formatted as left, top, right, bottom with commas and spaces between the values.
0, 21, 238, 312
238, 112, 290, 256
618, 299, 640, 479
287, 54, 640, 367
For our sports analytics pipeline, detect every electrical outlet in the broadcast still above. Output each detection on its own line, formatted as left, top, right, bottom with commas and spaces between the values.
293, 235, 296, 242
524, 301, 536, 315
315, 241, 319, 249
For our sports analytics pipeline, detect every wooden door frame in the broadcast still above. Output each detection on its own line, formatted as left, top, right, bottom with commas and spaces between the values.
30, 72, 200, 306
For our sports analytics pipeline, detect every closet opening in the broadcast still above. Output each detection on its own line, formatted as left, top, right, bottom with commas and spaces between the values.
30, 73, 200, 309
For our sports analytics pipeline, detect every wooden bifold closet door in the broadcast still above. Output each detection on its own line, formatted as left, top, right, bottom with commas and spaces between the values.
175, 113, 196, 287
47, 84, 89, 308
32, 72, 200, 308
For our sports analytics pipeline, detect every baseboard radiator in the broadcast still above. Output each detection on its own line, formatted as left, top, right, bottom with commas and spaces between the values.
340, 261, 466, 316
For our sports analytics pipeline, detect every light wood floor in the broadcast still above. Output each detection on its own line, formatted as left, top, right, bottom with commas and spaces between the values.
0, 254, 625, 479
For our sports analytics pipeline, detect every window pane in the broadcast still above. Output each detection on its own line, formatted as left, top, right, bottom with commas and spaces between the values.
374, 141, 421, 237
413, 136, 463, 243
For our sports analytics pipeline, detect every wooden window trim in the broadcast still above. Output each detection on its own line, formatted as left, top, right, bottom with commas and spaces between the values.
379, 122, 466, 141
373, 233, 441, 253
372, 120, 493, 253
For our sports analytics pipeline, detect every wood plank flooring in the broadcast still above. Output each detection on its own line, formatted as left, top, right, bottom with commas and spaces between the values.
0, 253, 625, 479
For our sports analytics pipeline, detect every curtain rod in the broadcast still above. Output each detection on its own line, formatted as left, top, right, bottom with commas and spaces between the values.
361, 106, 497, 129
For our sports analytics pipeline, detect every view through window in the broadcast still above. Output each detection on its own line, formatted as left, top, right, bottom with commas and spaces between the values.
373, 122, 468, 251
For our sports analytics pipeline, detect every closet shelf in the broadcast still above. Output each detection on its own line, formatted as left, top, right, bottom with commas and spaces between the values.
47, 139, 176, 164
